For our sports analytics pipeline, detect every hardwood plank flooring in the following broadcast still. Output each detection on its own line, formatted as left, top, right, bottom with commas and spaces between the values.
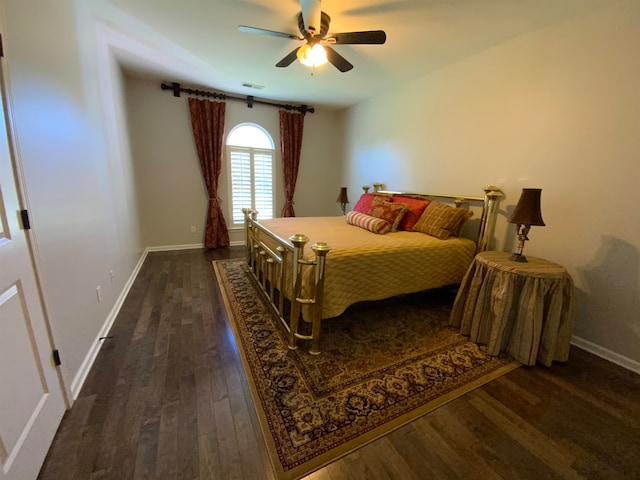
38, 248, 640, 480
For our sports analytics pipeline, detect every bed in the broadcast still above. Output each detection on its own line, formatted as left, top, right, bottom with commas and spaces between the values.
243, 185, 502, 354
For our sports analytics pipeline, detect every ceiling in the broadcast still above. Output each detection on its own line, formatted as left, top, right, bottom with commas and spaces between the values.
94, 0, 611, 110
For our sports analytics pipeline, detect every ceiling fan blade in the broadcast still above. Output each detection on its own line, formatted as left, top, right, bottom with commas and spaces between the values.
324, 46, 353, 72
326, 30, 387, 45
299, 0, 322, 36
238, 25, 303, 41
276, 47, 301, 68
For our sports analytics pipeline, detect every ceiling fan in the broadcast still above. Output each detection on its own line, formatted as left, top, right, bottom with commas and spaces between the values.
238, 0, 387, 72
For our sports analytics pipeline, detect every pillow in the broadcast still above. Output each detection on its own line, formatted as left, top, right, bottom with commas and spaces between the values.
392, 195, 431, 231
412, 200, 473, 239
352, 193, 391, 215
345, 211, 391, 234
370, 196, 409, 232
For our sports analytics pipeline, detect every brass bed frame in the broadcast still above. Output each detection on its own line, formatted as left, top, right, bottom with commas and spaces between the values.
242, 185, 502, 355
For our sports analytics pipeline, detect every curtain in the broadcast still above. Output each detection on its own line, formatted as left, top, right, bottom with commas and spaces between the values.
188, 97, 230, 248
279, 110, 305, 217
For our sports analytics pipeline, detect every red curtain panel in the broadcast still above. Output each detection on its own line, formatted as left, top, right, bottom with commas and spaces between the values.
279, 110, 305, 217
188, 98, 230, 248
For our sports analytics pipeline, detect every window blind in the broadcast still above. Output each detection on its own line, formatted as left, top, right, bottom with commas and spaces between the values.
229, 147, 273, 224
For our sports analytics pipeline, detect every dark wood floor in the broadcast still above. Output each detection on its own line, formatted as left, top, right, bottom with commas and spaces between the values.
38, 248, 640, 480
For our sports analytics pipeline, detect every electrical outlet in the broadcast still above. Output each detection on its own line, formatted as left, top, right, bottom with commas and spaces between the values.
190, 225, 196, 233
96, 285, 102, 303
109, 270, 115, 284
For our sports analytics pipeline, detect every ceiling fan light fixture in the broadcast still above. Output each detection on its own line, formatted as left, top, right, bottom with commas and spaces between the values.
240, 1, 385, 73
296, 43, 328, 67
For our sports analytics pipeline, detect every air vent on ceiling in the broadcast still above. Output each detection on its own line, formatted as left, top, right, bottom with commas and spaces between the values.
242, 82, 265, 90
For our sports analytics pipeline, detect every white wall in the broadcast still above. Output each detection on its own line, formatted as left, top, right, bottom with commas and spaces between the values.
125, 75, 345, 247
344, 1, 640, 366
1, 0, 143, 397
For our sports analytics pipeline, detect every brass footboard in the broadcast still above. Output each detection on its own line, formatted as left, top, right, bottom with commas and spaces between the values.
242, 209, 330, 355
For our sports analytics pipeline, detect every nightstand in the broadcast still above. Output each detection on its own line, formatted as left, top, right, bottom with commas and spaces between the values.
449, 251, 575, 366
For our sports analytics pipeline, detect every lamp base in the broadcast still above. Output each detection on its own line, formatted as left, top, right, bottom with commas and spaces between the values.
510, 253, 528, 262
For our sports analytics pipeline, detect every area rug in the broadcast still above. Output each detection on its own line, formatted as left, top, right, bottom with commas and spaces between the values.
213, 259, 519, 480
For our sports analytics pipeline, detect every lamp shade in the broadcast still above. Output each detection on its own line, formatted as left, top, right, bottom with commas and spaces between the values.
297, 43, 328, 67
336, 187, 349, 204
509, 188, 545, 226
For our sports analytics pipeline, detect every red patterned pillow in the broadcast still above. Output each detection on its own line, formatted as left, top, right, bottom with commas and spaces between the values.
370, 196, 409, 232
345, 211, 391, 234
412, 200, 473, 239
352, 193, 391, 215
392, 195, 431, 231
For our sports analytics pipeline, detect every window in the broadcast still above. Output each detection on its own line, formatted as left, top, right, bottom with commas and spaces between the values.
226, 123, 275, 225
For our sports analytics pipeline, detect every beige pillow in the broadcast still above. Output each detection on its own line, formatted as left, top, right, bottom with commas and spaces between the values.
412, 200, 473, 239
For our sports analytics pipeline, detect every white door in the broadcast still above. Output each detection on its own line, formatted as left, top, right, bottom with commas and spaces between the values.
0, 46, 67, 479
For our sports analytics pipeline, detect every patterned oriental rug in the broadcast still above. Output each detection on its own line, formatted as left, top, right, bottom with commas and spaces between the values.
213, 259, 519, 480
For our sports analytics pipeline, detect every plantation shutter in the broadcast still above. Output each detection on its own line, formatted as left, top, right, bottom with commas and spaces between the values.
254, 150, 273, 219
229, 147, 273, 224
230, 148, 252, 224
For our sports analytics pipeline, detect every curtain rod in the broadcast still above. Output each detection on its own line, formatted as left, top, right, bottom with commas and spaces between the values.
160, 82, 314, 115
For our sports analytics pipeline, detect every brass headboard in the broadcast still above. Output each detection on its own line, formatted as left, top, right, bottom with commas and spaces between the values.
368, 184, 503, 252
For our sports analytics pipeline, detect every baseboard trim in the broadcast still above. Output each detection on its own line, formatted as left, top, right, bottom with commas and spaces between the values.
146, 242, 245, 250
571, 336, 640, 374
146, 243, 204, 252
69, 248, 149, 400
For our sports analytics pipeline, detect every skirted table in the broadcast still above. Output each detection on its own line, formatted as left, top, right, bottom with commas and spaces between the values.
449, 251, 575, 366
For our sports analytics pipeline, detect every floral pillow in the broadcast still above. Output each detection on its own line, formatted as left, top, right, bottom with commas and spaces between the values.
370, 196, 409, 232
352, 193, 391, 215
345, 211, 391, 234
392, 195, 431, 231
412, 200, 473, 239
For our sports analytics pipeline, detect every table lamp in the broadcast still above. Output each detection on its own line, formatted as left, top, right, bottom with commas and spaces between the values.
336, 187, 349, 215
508, 188, 545, 262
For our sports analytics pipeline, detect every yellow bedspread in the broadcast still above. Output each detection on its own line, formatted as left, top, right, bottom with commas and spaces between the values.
256, 216, 476, 320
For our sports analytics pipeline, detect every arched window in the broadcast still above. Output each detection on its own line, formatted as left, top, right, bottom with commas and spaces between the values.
226, 123, 275, 225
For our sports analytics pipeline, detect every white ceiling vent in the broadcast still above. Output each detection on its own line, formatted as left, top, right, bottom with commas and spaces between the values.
242, 82, 265, 90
